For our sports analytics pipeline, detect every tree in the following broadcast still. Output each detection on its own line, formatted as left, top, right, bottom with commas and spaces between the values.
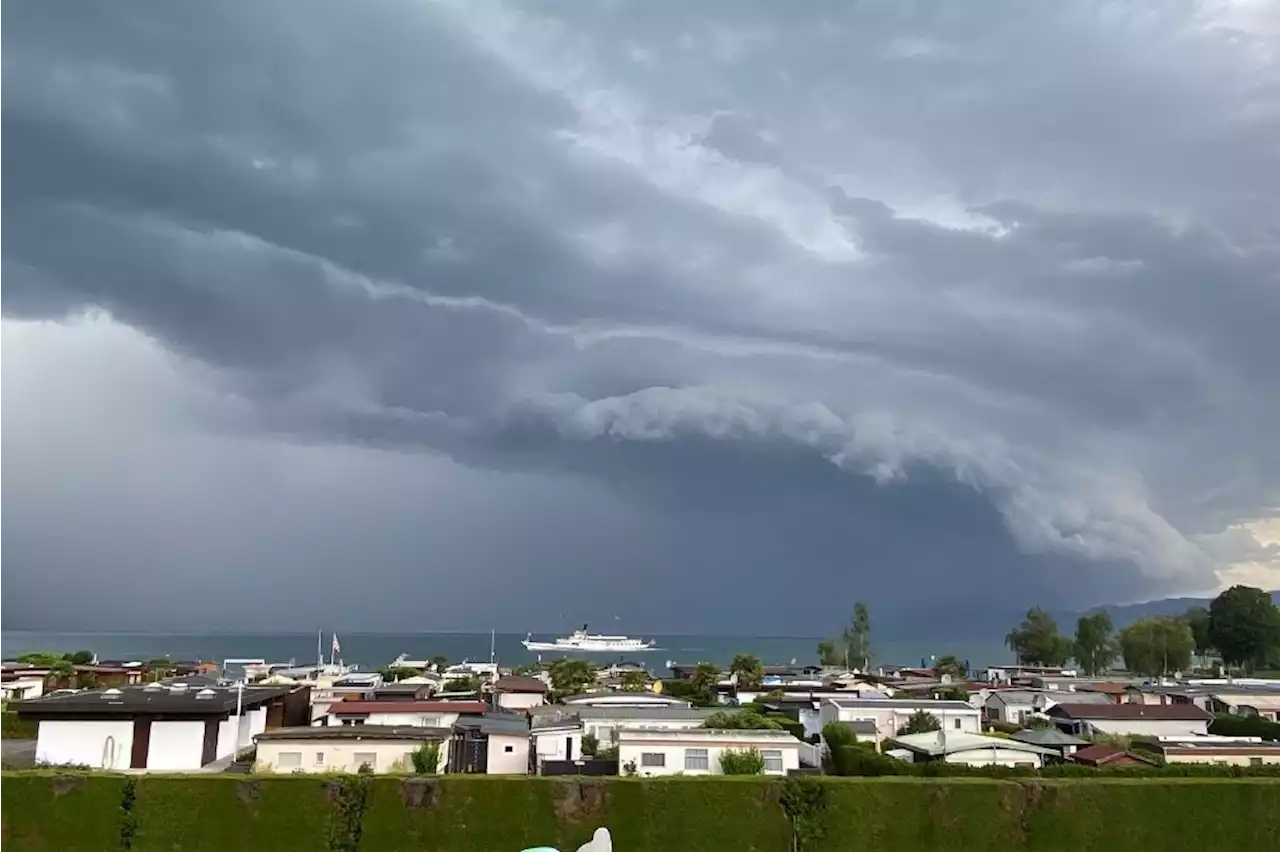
1209, 586, 1280, 672
702, 710, 782, 730
1073, 612, 1118, 676
547, 658, 597, 697
816, 640, 839, 666
1182, 606, 1213, 666
729, 654, 765, 689
897, 710, 941, 736
431, 655, 449, 675
1118, 616, 1194, 676
619, 670, 650, 692
931, 655, 965, 680
581, 733, 600, 757
379, 666, 419, 683
719, 748, 766, 775
819, 602, 872, 669
67, 651, 94, 665
442, 675, 481, 693
688, 662, 721, 707
1005, 607, 1073, 666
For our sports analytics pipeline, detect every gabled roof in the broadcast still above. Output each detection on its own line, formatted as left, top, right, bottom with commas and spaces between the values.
889, 731, 1058, 758
1048, 703, 1211, 721
329, 700, 487, 715
1010, 728, 1090, 747
1071, 744, 1158, 766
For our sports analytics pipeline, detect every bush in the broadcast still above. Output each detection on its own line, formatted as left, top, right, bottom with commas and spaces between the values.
719, 748, 766, 775
703, 710, 782, 730
409, 741, 441, 775
1209, 713, 1280, 741
1, 713, 38, 740
581, 733, 599, 757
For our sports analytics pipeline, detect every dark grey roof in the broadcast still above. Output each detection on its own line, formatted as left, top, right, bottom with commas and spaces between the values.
13, 683, 289, 717
1010, 728, 1090, 747
454, 713, 531, 736
530, 705, 716, 722
256, 725, 450, 742
373, 683, 429, 696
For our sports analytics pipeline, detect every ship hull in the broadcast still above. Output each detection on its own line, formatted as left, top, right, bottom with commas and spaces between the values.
522, 641, 658, 653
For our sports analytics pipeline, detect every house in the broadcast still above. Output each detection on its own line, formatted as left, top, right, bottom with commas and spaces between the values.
886, 731, 1059, 768
983, 690, 1041, 725
371, 683, 434, 702
1140, 735, 1280, 766
561, 692, 692, 710
1209, 692, 1280, 722
1046, 703, 1212, 738
1, 669, 48, 702
759, 699, 826, 739
1009, 727, 1089, 758
530, 710, 585, 768
491, 676, 549, 712
12, 682, 306, 770
1070, 743, 1159, 768
819, 698, 981, 740
325, 700, 487, 728
617, 728, 804, 776
530, 704, 718, 747
255, 725, 450, 773
450, 713, 531, 774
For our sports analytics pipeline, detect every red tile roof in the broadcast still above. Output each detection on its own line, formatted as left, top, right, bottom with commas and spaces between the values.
1049, 703, 1211, 721
329, 700, 488, 715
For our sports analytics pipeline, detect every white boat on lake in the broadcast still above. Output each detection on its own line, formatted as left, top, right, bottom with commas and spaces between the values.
522, 625, 658, 653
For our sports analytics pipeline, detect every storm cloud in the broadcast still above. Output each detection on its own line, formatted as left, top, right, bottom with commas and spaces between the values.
3, 1, 1278, 634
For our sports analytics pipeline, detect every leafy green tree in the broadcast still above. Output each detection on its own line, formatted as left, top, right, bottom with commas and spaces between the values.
897, 710, 941, 736
931, 654, 965, 680
410, 741, 441, 774
703, 710, 782, 730
67, 651, 95, 665
936, 685, 969, 702
1005, 607, 1073, 666
688, 662, 721, 707
1073, 612, 1118, 675
1209, 586, 1280, 672
1119, 616, 1195, 676
1182, 606, 1213, 665
547, 658, 597, 697
818, 602, 872, 669
816, 639, 840, 666
431, 655, 449, 675
719, 747, 766, 775
729, 654, 765, 689
379, 666, 420, 682
619, 670, 650, 692
442, 675, 482, 693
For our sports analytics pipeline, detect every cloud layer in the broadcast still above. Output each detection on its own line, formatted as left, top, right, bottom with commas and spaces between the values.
3, 1, 1278, 632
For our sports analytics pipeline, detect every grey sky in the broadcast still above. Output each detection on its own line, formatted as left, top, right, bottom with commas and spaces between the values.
3, 1, 1277, 634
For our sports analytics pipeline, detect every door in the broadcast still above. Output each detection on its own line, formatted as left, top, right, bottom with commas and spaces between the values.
566, 736, 574, 760
200, 718, 220, 765
130, 719, 153, 769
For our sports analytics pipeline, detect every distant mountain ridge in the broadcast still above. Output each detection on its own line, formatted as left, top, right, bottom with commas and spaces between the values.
1074, 590, 1280, 628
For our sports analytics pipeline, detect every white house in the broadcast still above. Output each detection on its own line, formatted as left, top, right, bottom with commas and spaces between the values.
1047, 703, 1212, 738
529, 704, 717, 746
491, 676, 549, 712
1146, 735, 1280, 766
983, 690, 1041, 725
887, 731, 1059, 768
452, 714, 531, 774
820, 698, 981, 740
255, 725, 450, 773
530, 711, 585, 767
617, 728, 804, 776
1, 672, 48, 702
1210, 692, 1280, 722
13, 682, 294, 770
325, 700, 488, 728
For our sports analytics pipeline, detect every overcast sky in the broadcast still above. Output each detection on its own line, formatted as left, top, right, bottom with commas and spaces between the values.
3, 1, 1278, 635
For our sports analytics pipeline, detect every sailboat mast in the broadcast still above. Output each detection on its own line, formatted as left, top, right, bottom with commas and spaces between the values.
490, 629, 496, 664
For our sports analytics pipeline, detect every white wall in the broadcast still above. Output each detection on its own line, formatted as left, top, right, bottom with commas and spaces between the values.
256, 738, 449, 774
497, 693, 545, 712
2, 677, 46, 701
1164, 751, 1280, 766
146, 721, 206, 770
217, 717, 238, 758
1090, 718, 1209, 738
534, 729, 582, 763
487, 733, 530, 774
36, 720, 134, 770
330, 711, 457, 728
943, 747, 1047, 768
985, 698, 1035, 725
582, 716, 704, 743
823, 701, 981, 739
618, 735, 801, 777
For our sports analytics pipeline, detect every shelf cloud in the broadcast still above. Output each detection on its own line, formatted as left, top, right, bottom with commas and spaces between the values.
3, 1, 1277, 632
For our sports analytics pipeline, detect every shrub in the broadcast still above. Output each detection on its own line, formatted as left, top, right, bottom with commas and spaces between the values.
703, 710, 782, 730
1209, 713, 1280, 741
409, 741, 441, 775
581, 733, 599, 757
719, 748, 766, 775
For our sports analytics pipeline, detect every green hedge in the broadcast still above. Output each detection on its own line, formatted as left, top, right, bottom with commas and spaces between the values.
1, 713, 39, 740
1209, 713, 1280, 741
2, 773, 1279, 852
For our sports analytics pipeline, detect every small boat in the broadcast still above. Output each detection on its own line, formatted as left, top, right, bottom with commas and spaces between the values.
522, 625, 658, 653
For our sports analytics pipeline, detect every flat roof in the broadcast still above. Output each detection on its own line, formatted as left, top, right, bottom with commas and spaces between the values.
1048, 703, 1212, 721
454, 714, 531, 736
12, 684, 289, 717
618, 727, 800, 741
529, 705, 716, 721
329, 700, 487, 715
827, 698, 977, 711
256, 725, 451, 742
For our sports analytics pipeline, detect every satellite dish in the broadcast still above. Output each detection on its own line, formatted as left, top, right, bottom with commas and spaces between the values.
578, 828, 612, 852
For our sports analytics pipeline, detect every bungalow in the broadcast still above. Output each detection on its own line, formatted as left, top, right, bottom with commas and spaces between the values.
255, 725, 450, 774
1209, 692, 1280, 722
491, 676, 549, 712
617, 728, 804, 776
530, 710, 585, 767
819, 698, 981, 740
561, 692, 692, 710
325, 700, 488, 728
450, 713, 531, 774
12, 682, 305, 770
1070, 744, 1158, 768
983, 690, 1040, 725
1141, 735, 1280, 766
529, 704, 717, 747
1, 669, 48, 702
1008, 728, 1089, 758
1046, 703, 1212, 738
887, 731, 1059, 768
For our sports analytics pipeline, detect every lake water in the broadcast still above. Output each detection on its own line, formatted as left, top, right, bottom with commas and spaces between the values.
1, 631, 1013, 671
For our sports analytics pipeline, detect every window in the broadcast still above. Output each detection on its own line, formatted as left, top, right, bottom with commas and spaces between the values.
640, 752, 665, 768
684, 748, 709, 771
954, 718, 962, 730
761, 750, 784, 773
314, 752, 325, 766
277, 752, 301, 769
504, 744, 515, 753
1250, 757, 1263, 767
353, 752, 377, 771
341, 718, 365, 727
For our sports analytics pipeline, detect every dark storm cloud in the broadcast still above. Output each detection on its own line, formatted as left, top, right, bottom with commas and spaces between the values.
3, 0, 1278, 632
